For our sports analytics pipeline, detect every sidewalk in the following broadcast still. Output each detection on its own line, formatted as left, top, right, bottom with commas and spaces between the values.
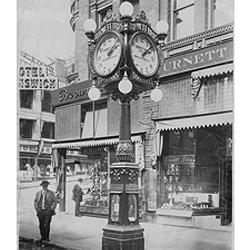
18, 211, 233, 250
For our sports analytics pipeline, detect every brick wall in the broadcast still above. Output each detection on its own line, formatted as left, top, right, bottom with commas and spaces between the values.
159, 74, 233, 119
75, 0, 89, 82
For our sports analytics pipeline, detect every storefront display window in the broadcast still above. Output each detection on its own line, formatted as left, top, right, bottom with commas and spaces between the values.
159, 125, 231, 210
38, 158, 52, 178
19, 158, 35, 171
80, 147, 109, 210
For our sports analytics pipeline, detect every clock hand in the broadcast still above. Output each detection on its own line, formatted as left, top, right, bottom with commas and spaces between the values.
134, 54, 150, 62
141, 46, 152, 58
107, 39, 118, 57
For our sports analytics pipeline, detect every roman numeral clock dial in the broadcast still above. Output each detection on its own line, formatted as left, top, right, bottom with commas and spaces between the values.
130, 33, 159, 78
93, 32, 123, 77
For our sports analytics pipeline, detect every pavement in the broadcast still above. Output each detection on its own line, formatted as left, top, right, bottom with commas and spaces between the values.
18, 178, 233, 250
18, 210, 233, 250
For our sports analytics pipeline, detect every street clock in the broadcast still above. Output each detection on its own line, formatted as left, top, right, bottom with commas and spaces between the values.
130, 32, 160, 78
93, 31, 123, 77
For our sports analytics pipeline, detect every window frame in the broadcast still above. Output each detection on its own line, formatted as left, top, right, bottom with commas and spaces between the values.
20, 119, 34, 139
20, 90, 34, 109
172, 0, 195, 40
41, 121, 55, 139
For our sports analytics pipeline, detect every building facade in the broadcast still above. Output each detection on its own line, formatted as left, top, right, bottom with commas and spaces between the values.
18, 51, 69, 181
52, 0, 233, 226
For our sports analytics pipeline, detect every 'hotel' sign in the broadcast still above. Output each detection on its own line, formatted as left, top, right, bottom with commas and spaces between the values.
161, 40, 233, 77
19, 66, 58, 90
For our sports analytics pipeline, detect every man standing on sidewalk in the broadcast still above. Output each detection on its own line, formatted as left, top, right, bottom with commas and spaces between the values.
72, 177, 84, 216
34, 180, 57, 242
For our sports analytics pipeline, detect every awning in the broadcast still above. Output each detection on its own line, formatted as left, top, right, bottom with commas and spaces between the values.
52, 135, 142, 149
156, 112, 233, 132
191, 63, 233, 79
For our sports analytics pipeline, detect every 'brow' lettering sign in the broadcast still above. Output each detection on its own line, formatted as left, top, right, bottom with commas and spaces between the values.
161, 41, 233, 77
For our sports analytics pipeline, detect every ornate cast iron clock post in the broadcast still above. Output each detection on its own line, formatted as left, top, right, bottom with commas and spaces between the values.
84, 2, 168, 250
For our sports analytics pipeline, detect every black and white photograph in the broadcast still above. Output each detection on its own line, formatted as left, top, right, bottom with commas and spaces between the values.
14, 0, 236, 249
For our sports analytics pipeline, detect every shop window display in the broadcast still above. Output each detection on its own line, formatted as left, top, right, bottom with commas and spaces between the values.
159, 125, 231, 213
80, 144, 136, 215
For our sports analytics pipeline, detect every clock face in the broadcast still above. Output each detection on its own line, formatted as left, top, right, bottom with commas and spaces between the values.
93, 32, 123, 77
130, 33, 159, 77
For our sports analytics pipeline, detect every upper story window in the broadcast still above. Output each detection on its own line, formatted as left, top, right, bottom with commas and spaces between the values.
212, 0, 234, 28
20, 119, 33, 139
173, 0, 194, 40
41, 121, 55, 139
81, 100, 108, 138
98, 5, 112, 28
42, 91, 52, 113
20, 90, 33, 109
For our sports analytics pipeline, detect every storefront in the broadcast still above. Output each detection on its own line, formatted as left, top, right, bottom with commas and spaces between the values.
19, 142, 54, 181
51, 80, 145, 215
142, 26, 234, 227
53, 135, 144, 216
155, 114, 232, 225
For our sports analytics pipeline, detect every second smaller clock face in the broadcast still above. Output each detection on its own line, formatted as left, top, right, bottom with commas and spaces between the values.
93, 32, 123, 77
130, 33, 159, 77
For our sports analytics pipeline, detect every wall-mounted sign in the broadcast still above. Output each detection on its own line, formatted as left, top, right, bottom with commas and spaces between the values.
42, 146, 52, 155
19, 66, 58, 90
20, 145, 38, 153
51, 79, 93, 107
161, 40, 233, 77
163, 155, 195, 165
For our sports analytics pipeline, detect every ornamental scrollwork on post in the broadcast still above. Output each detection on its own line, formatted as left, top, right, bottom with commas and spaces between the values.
116, 140, 133, 162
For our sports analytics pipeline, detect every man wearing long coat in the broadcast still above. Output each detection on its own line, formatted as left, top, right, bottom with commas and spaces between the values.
34, 180, 57, 242
72, 177, 84, 216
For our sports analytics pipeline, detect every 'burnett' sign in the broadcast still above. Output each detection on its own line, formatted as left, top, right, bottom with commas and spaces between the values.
19, 66, 58, 90
161, 40, 233, 77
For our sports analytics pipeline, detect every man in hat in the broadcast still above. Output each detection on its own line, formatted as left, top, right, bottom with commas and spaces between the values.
72, 177, 84, 216
34, 180, 57, 242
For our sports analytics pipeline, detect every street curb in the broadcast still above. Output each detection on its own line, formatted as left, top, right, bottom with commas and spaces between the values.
19, 236, 77, 250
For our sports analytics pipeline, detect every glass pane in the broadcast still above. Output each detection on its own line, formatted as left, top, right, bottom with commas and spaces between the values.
128, 194, 137, 222
42, 91, 52, 112
175, 6, 194, 39
176, 0, 194, 9
214, 0, 234, 27
20, 119, 33, 139
111, 195, 120, 222
20, 90, 33, 109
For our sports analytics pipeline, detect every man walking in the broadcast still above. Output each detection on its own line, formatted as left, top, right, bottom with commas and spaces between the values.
34, 180, 57, 242
72, 177, 84, 216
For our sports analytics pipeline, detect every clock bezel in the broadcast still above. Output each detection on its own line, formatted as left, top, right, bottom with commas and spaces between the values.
129, 32, 160, 78
93, 31, 124, 78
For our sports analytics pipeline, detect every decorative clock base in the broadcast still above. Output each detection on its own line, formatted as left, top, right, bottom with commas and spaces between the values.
102, 225, 144, 250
